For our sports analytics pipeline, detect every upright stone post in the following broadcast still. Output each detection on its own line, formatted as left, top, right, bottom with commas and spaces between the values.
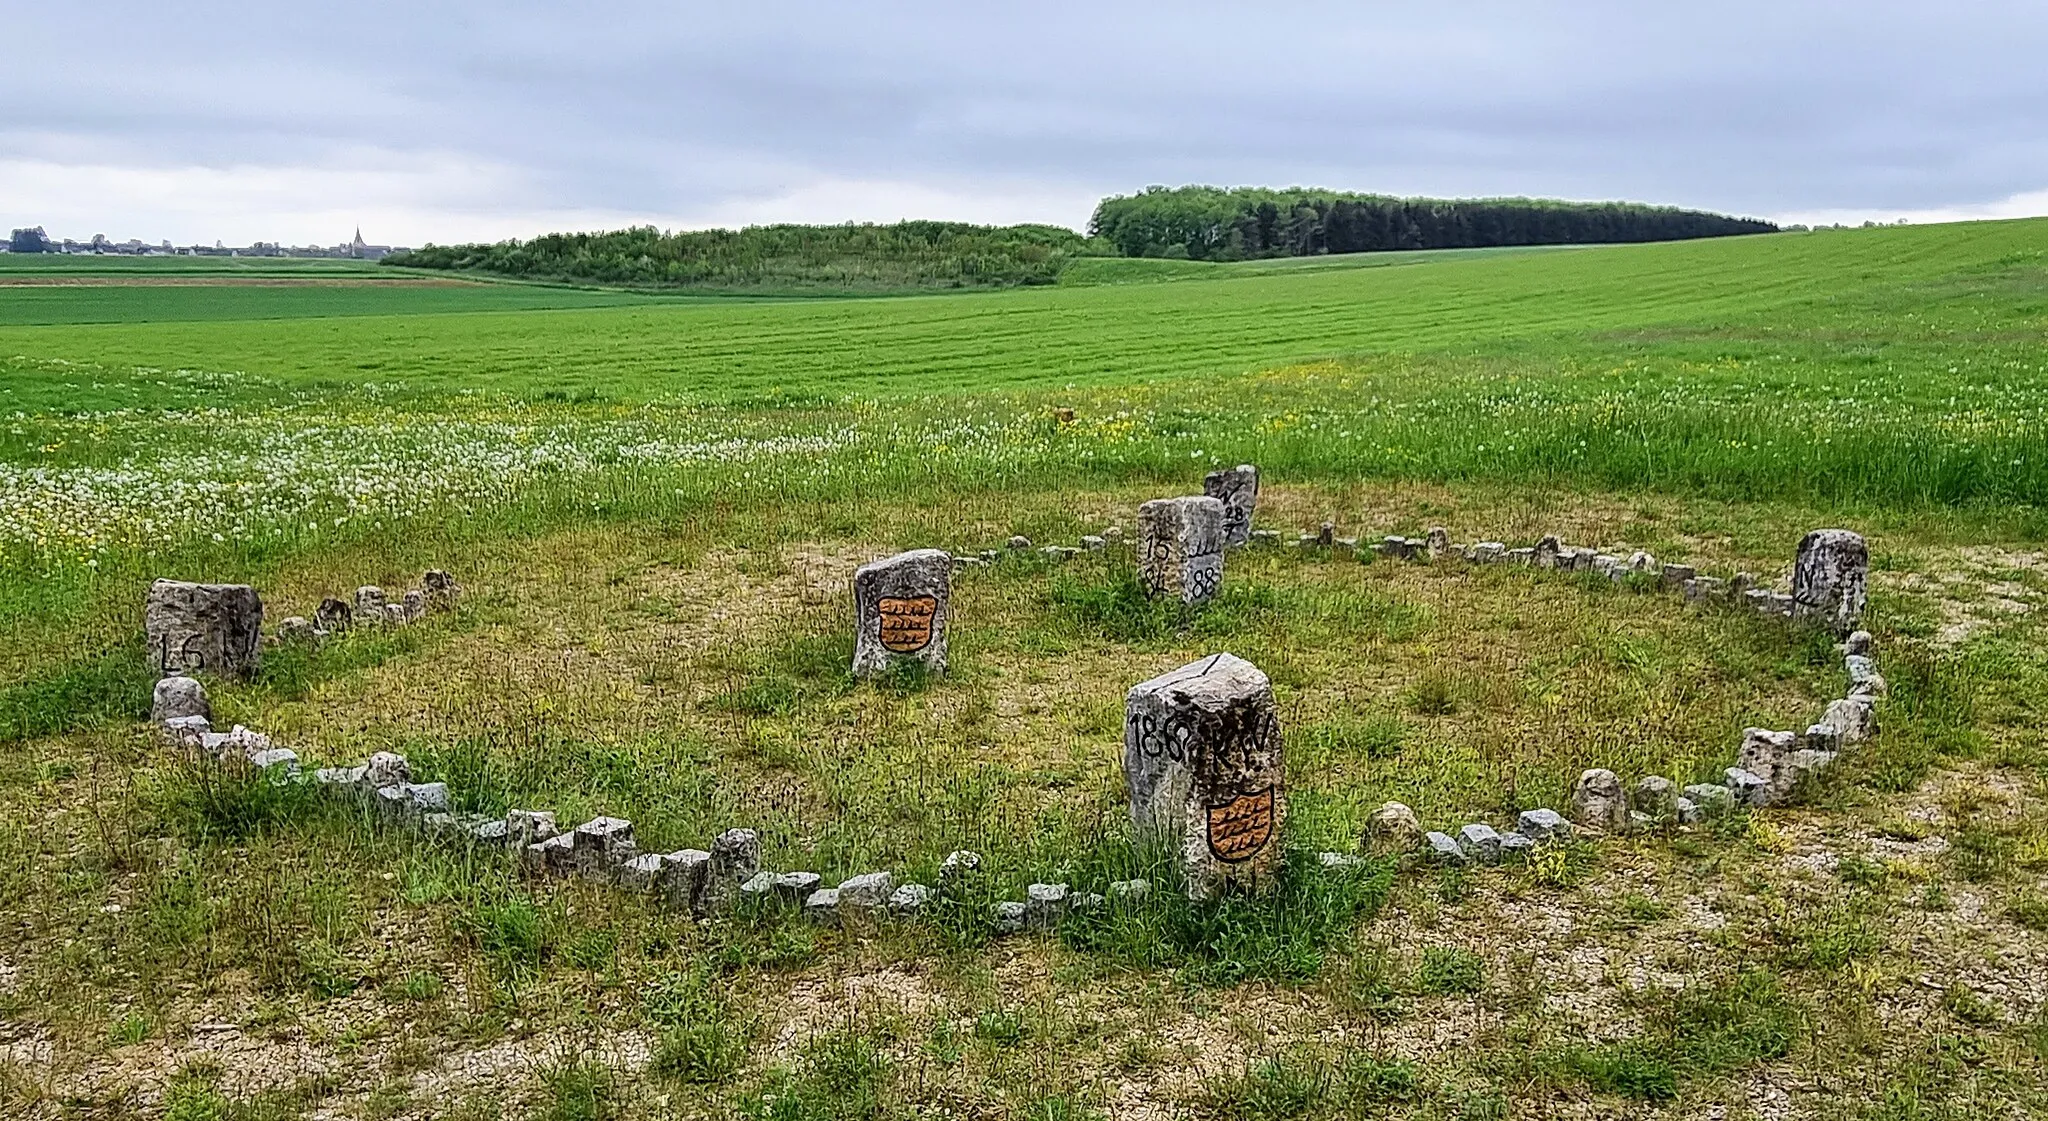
852, 549, 951, 678
1792, 529, 1868, 634
1201, 464, 1260, 547
1124, 653, 1284, 899
1137, 496, 1226, 605
145, 580, 264, 679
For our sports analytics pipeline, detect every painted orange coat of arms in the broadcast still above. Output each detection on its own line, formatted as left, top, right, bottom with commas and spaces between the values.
877, 595, 938, 653
1206, 787, 1275, 863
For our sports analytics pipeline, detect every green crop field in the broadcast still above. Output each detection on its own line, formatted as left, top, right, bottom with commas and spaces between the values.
3, 221, 2047, 1120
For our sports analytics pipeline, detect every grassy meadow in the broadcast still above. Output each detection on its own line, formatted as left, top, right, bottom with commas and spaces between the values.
1, 224, 2046, 1119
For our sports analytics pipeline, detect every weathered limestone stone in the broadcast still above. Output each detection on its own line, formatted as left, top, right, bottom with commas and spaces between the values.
1080, 535, 1106, 551
422, 569, 462, 611
1851, 674, 1888, 698
739, 870, 778, 901
1108, 878, 1151, 902
1684, 576, 1726, 605
991, 900, 1028, 934
1660, 564, 1698, 588
1683, 783, 1735, 815
1202, 464, 1260, 547
1631, 776, 1679, 818
619, 853, 669, 890
1821, 697, 1877, 745
888, 883, 936, 916
401, 591, 427, 621
1736, 729, 1800, 790
1570, 769, 1630, 832
1771, 749, 1838, 802
505, 810, 558, 846
1845, 654, 1878, 685
1124, 653, 1284, 898
473, 819, 511, 844
401, 782, 449, 814
1724, 767, 1770, 806
1457, 823, 1503, 863
1424, 831, 1468, 863
1803, 723, 1844, 753
660, 850, 712, 908
1628, 551, 1657, 573
152, 676, 212, 723
1499, 832, 1537, 859
1377, 535, 1415, 560
773, 871, 823, 903
1071, 891, 1106, 912
1250, 529, 1280, 546
1844, 630, 1873, 656
314, 598, 353, 632
1363, 801, 1424, 856
1319, 851, 1370, 869
803, 888, 842, 925
1674, 797, 1701, 824
1507, 547, 1535, 565
698, 828, 762, 915
355, 586, 386, 613
1425, 527, 1451, 559
852, 549, 951, 678
161, 715, 210, 746
277, 617, 318, 645
363, 752, 411, 789
1025, 882, 1070, 929
837, 872, 895, 915
1469, 542, 1507, 563
1316, 522, 1336, 547
1006, 535, 1032, 551
570, 817, 636, 879
524, 833, 572, 873
936, 850, 984, 897
248, 747, 299, 775
1793, 529, 1869, 633
383, 604, 409, 626
1532, 535, 1564, 569
1137, 496, 1227, 604
1516, 808, 1571, 843
145, 580, 263, 679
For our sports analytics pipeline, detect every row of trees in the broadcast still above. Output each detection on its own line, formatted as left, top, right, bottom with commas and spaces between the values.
385, 222, 1099, 291
1087, 186, 1777, 260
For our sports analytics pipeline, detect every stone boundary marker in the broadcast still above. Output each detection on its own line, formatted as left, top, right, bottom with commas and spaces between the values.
1125, 653, 1285, 899
146, 580, 264, 679
1202, 464, 1260, 547
852, 548, 951, 678
1137, 495, 1226, 604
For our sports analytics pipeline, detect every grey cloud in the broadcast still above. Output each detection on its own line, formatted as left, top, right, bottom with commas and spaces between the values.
6, 0, 2047, 232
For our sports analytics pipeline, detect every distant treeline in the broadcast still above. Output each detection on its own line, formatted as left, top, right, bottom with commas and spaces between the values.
387, 189, 1778, 291
384, 222, 1096, 291
1088, 186, 1777, 260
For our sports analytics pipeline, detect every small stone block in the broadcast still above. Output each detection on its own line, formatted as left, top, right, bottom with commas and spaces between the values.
803, 888, 842, 925
1457, 823, 1503, 863
1499, 833, 1536, 859
991, 900, 1028, 934
1424, 831, 1468, 863
773, 871, 823, 903
888, 883, 936, 916
837, 871, 895, 913
1024, 882, 1070, 929
1724, 767, 1771, 806
1108, 878, 1151, 902
1517, 808, 1571, 842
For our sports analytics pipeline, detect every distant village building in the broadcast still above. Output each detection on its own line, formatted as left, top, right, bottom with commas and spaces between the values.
3, 224, 407, 259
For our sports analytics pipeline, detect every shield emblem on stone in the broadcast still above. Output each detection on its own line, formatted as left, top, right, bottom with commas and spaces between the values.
876, 595, 938, 653
1206, 787, 1275, 863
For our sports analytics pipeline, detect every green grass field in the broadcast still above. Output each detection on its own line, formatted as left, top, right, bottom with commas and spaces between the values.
2, 222, 2046, 1120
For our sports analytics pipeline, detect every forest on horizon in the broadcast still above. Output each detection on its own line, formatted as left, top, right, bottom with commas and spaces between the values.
384, 187, 1776, 291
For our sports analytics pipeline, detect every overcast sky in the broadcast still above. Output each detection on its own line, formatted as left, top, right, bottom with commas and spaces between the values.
6, 1, 2047, 246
